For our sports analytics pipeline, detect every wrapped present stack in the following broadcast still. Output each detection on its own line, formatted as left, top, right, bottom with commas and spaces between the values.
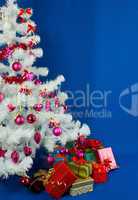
20, 136, 118, 198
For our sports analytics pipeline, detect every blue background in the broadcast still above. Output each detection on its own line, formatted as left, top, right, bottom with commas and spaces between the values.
0, 0, 137, 199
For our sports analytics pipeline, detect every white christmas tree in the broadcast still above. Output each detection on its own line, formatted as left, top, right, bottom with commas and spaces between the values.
0, 0, 90, 178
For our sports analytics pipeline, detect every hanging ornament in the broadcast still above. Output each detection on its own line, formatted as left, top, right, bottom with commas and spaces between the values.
0, 92, 4, 103
27, 114, 37, 124
45, 100, 51, 112
34, 132, 42, 144
47, 155, 55, 165
0, 148, 6, 157
53, 127, 62, 136
25, 72, 34, 81
15, 114, 25, 125
12, 62, 22, 72
33, 104, 43, 112
24, 146, 32, 156
7, 103, 16, 112
55, 98, 59, 108
49, 119, 60, 128
18, 8, 33, 19
11, 151, 19, 163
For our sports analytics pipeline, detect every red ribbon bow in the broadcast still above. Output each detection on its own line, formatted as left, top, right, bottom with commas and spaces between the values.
18, 8, 32, 17
27, 24, 36, 33
103, 159, 112, 171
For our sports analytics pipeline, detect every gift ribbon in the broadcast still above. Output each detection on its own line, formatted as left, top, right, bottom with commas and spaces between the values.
18, 8, 32, 17
103, 159, 112, 171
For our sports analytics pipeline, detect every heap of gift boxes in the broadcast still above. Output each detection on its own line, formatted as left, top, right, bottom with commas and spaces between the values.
20, 136, 118, 198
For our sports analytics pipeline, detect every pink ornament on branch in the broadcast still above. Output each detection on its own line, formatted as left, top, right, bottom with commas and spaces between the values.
12, 62, 22, 72
34, 132, 42, 144
27, 114, 37, 124
24, 146, 32, 156
53, 127, 62, 136
0, 92, 5, 103
11, 151, 19, 163
15, 114, 25, 125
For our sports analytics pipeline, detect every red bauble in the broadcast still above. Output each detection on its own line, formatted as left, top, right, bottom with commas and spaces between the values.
24, 146, 32, 156
34, 79, 42, 85
33, 104, 43, 112
34, 132, 42, 144
27, 114, 37, 124
11, 151, 19, 163
15, 114, 25, 125
12, 62, 22, 72
47, 155, 55, 165
0, 148, 6, 157
20, 176, 31, 186
0, 92, 5, 103
7, 103, 16, 112
53, 127, 62, 136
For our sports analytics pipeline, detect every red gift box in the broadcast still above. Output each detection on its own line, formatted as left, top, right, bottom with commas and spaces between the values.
92, 163, 107, 183
86, 139, 103, 150
45, 161, 77, 199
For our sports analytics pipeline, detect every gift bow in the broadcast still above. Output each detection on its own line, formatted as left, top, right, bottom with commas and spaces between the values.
103, 159, 112, 170
27, 24, 36, 33
18, 8, 32, 17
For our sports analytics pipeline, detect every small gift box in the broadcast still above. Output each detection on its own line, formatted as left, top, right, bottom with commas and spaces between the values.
69, 177, 94, 196
97, 147, 118, 171
68, 161, 92, 179
45, 161, 77, 199
92, 163, 107, 183
84, 149, 97, 162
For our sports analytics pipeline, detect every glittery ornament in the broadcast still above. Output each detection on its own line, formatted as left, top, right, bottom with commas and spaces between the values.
34, 79, 42, 85
45, 100, 51, 111
33, 104, 43, 112
11, 151, 19, 163
12, 62, 22, 72
15, 114, 25, 125
34, 132, 42, 144
27, 114, 37, 124
53, 127, 62, 136
24, 146, 32, 156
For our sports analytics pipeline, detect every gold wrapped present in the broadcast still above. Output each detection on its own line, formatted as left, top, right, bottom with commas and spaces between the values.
69, 177, 94, 196
68, 161, 92, 179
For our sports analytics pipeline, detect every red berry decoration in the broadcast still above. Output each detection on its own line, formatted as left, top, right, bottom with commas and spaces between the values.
34, 132, 42, 144
20, 176, 31, 186
11, 151, 19, 163
15, 114, 25, 125
0, 92, 5, 103
24, 146, 32, 156
27, 114, 37, 124
12, 62, 22, 72
53, 127, 62, 136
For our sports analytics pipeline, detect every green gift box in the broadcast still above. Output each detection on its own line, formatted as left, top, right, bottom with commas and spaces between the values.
68, 161, 92, 179
84, 149, 97, 162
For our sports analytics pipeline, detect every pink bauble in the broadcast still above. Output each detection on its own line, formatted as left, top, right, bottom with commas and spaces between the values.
26, 72, 34, 81
27, 114, 37, 124
12, 62, 22, 72
7, 103, 16, 112
45, 101, 51, 111
24, 146, 32, 156
53, 127, 62, 136
33, 104, 43, 112
11, 151, 19, 163
34, 132, 42, 144
76, 150, 84, 158
15, 114, 25, 125
0, 92, 4, 103
47, 155, 55, 165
